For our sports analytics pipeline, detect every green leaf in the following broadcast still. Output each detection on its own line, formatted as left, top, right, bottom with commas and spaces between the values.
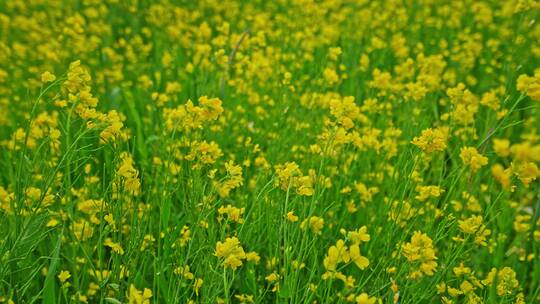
104, 297, 123, 304
41, 233, 62, 304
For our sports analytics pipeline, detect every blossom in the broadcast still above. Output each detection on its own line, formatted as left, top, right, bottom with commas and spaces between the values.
491, 164, 512, 189
512, 162, 539, 186
457, 215, 491, 246
402, 231, 438, 278
482, 267, 519, 296
323, 67, 339, 85
323, 228, 370, 281
58, 270, 71, 283
98, 110, 125, 143
286, 211, 299, 222
63, 61, 91, 93
186, 140, 223, 165
216, 161, 243, 198
217, 204, 245, 223
493, 138, 510, 157
348, 226, 370, 244
104, 238, 125, 255
275, 162, 314, 196
127, 285, 152, 304
41, 71, 56, 83
415, 185, 444, 202
355, 293, 376, 304
115, 152, 141, 196
329, 96, 362, 130
323, 240, 350, 272
460, 147, 488, 171
163, 96, 224, 132
411, 128, 447, 153
349, 243, 369, 269
215, 237, 246, 270
517, 72, 540, 101
301, 216, 324, 234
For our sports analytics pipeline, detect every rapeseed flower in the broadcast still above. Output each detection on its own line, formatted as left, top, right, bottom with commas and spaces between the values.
402, 232, 438, 278
460, 147, 488, 172
215, 237, 246, 270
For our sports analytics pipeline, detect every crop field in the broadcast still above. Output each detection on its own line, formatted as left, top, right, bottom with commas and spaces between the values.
0, 0, 540, 303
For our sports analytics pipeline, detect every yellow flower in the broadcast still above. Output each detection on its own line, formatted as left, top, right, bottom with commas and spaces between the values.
348, 226, 370, 244
460, 147, 488, 171
482, 267, 519, 296
286, 211, 299, 222
245, 251, 260, 264
99, 110, 125, 143
186, 140, 223, 165
115, 152, 141, 196
296, 175, 314, 196
415, 185, 444, 202
493, 138, 510, 157
194, 278, 203, 296
265, 272, 280, 282
71, 220, 93, 241
58, 270, 71, 283
274, 162, 313, 196
458, 216, 491, 246
216, 161, 244, 198
402, 231, 438, 278
349, 243, 369, 270
355, 293, 376, 304
323, 239, 350, 272
411, 127, 447, 153
104, 238, 125, 255
214, 237, 246, 270
174, 265, 194, 280
275, 162, 300, 185
301, 216, 324, 234
359, 54, 370, 71
323, 67, 339, 85
234, 294, 254, 303
517, 72, 540, 101
162, 96, 224, 132
199, 96, 224, 120
329, 96, 362, 130
217, 204, 245, 224
323, 234, 370, 280
453, 262, 471, 276
460, 280, 474, 294
491, 164, 512, 190
41, 71, 56, 83
127, 284, 152, 304
512, 162, 539, 186
46, 218, 59, 227
447, 83, 479, 125
63, 60, 91, 94
328, 47, 342, 61
510, 142, 540, 162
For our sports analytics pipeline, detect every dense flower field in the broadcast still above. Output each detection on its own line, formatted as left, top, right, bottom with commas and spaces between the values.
1, 0, 540, 303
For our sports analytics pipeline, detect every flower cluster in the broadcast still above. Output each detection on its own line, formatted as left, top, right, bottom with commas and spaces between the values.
402, 232, 438, 279
322, 227, 370, 285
